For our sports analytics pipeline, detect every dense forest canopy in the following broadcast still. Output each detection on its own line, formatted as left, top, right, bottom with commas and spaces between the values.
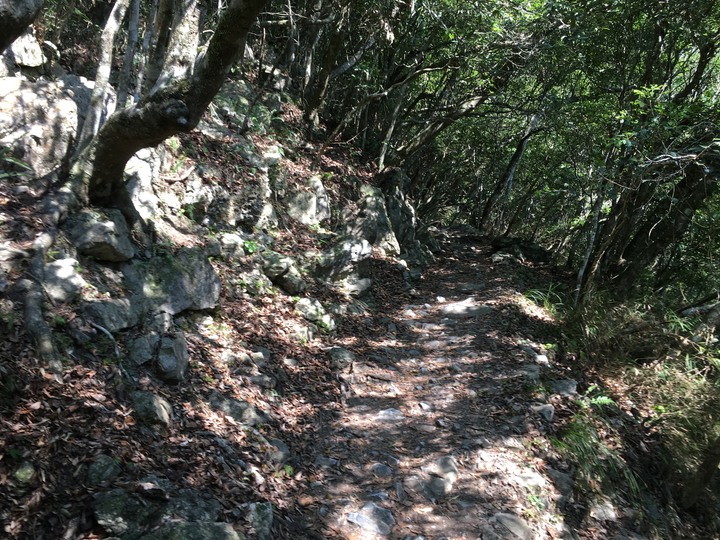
0, 0, 714, 348
5, 0, 715, 308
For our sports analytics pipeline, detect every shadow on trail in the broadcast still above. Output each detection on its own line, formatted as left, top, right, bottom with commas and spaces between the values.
290, 238, 585, 539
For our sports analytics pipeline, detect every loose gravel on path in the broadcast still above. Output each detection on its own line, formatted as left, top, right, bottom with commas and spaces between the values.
293, 235, 611, 540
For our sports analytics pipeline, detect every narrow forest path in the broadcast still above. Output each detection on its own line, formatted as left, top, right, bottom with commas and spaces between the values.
291, 233, 638, 540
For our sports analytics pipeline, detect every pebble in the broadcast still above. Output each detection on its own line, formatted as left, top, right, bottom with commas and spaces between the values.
535, 353, 550, 365
347, 502, 395, 536
371, 463, 394, 477
550, 379, 578, 396
493, 513, 533, 540
376, 408, 405, 421
531, 404, 555, 422
590, 499, 617, 521
314, 456, 339, 468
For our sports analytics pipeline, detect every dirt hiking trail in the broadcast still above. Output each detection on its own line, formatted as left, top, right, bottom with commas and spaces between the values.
288, 232, 637, 540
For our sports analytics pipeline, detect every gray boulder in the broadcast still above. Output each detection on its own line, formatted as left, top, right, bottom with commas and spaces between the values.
207, 173, 276, 229
217, 232, 247, 260
208, 391, 268, 427
167, 488, 222, 522
68, 209, 135, 262
316, 236, 372, 280
94, 479, 228, 540
346, 502, 395, 536
80, 248, 220, 332
126, 148, 165, 221
43, 258, 87, 302
328, 347, 355, 371
295, 298, 336, 332
345, 185, 400, 256
493, 513, 533, 540
377, 168, 436, 266
127, 333, 160, 366
1, 76, 73, 179
261, 250, 307, 295
247, 502, 273, 540
0, 75, 107, 180
6, 28, 44, 68
86, 454, 122, 486
82, 297, 144, 332
0, 2, 45, 54
156, 332, 189, 383
229, 270, 273, 297
286, 175, 331, 225
94, 488, 164, 538
266, 438, 291, 468
123, 247, 221, 315
132, 391, 172, 428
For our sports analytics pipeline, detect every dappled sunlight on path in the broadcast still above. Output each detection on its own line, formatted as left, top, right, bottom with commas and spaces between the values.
294, 234, 588, 540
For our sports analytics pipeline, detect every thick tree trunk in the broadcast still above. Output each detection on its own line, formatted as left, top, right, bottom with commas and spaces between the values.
72, 0, 267, 225
152, 0, 199, 90
0, 0, 45, 53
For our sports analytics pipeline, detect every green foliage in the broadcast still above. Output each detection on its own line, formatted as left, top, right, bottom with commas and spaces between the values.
51, 315, 67, 327
243, 240, 259, 254
524, 284, 566, 318
275, 464, 294, 478
561, 287, 720, 498
581, 384, 616, 409
0, 148, 32, 181
551, 411, 642, 503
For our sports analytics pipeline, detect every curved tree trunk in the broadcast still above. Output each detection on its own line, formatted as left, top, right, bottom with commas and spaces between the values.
478, 113, 540, 232
71, 0, 267, 226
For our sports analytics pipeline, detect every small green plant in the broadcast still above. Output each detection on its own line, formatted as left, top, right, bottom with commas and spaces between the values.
179, 205, 195, 222
3, 312, 17, 331
0, 148, 32, 180
584, 384, 616, 409
167, 136, 181, 152
243, 240, 259, 254
275, 464, 294, 478
525, 284, 565, 318
551, 413, 641, 504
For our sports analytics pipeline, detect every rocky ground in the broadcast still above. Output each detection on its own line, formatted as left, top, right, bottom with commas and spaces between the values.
1, 216, 659, 540
0, 64, 702, 539
288, 231, 652, 540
